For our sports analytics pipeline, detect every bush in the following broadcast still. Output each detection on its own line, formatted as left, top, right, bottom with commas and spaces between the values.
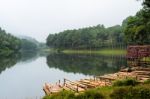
76, 89, 105, 99
110, 86, 150, 99
110, 87, 131, 99
43, 89, 104, 99
43, 91, 75, 99
113, 78, 139, 86
144, 79, 150, 84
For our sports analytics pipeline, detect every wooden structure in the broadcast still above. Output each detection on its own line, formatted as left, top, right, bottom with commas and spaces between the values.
43, 46, 150, 95
43, 66, 150, 95
127, 45, 150, 59
127, 45, 150, 66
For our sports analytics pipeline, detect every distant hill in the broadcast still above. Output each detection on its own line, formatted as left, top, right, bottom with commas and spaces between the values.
16, 35, 39, 45
16, 35, 47, 51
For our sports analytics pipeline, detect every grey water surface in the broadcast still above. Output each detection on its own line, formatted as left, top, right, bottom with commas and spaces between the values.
0, 52, 126, 99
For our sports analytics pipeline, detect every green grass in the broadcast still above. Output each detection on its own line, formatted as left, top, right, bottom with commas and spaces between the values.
144, 79, 150, 84
62, 49, 126, 56
96, 86, 113, 99
43, 88, 107, 99
113, 78, 139, 87
110, 84, 150, 99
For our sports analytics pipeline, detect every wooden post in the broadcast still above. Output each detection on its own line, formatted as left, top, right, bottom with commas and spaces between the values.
136, 76, 138, 80
64, 79, 66, 86
58, 80, 61, 87
77, 84, 79, 93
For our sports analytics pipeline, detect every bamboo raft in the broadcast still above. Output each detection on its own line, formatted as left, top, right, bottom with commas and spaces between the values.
43, 67, 150, 95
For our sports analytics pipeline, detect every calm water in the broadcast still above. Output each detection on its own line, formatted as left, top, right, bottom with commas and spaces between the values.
0, 52, 127, 99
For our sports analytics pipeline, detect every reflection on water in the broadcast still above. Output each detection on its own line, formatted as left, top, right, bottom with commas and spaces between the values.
0, 52, 127, 76
0, 52, 127, 99
47, 53, 127, 76
0, 51, 49, 74
0, 51, 39, 74
19, 51, 38, 62
0, 54, 20, 74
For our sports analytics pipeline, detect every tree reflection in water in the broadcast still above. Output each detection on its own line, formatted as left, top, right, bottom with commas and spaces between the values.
0, 54, 20, 74
0, 51, 38, 74
47, 53, 127, 76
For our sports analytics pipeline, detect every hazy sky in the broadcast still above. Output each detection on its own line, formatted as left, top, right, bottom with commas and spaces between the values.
0, 0, 142, 42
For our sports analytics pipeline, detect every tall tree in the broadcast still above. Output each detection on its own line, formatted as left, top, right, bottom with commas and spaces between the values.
124, 0, 150, 44
46, 24, 125, 49
0, 27, 21, 55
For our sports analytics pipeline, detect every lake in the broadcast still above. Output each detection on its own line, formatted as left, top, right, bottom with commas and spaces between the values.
0, 52, 127, 99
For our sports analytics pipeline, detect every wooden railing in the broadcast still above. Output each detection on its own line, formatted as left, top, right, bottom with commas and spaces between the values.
63, 78, 87, 92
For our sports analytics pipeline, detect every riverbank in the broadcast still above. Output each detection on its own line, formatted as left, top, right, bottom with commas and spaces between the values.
43, 79, 150, 99
62, 49, 126, 55
43, 48, 126, 55
43, 66, 150, 99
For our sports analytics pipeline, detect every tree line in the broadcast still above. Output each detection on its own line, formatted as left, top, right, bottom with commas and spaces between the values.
124, 0, 150, 44
0, 27, 21, 55
47, 0, 150, 50
0, 27, 43, 56
47, 25, 125, 50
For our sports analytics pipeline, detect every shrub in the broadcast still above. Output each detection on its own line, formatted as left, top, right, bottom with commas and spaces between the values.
76, 89, 105, 99
110, 86, 150, 99
110, 87, 131, 99
43, 89, 105, 99
144, 79, 150, 84
113, 78, 139, 86
43, 91, 75, 99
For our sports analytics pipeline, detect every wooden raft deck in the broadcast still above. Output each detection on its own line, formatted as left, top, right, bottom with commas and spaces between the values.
43, 67, 150, 95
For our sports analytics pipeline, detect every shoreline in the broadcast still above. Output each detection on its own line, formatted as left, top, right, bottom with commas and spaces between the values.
45, 49, 127, 56
43, 66, 150, 96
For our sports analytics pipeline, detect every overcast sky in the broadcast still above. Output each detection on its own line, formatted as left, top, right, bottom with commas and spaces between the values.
0, 0, 142, 42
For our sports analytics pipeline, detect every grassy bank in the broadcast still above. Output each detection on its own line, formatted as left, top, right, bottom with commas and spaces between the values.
43, 79, 150, 99
62, 49, 126, 56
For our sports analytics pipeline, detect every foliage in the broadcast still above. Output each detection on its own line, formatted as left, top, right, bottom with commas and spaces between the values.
124, 0, 150, 44
43, 89, 104, 99
43, 91, 75, 99
110, 85, 150, 99
20, 39, 38, 51
47, 0, 150, 47
0, 27, 21, 56
76, 89, 105, 99
113, 78, 139, 86
47, 25, 125, 50
43, 84, 150, 99
144, 79, 150, 84
18, 36, 47, 51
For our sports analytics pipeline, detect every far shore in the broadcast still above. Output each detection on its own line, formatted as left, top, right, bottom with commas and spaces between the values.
62, 49, 126, 56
